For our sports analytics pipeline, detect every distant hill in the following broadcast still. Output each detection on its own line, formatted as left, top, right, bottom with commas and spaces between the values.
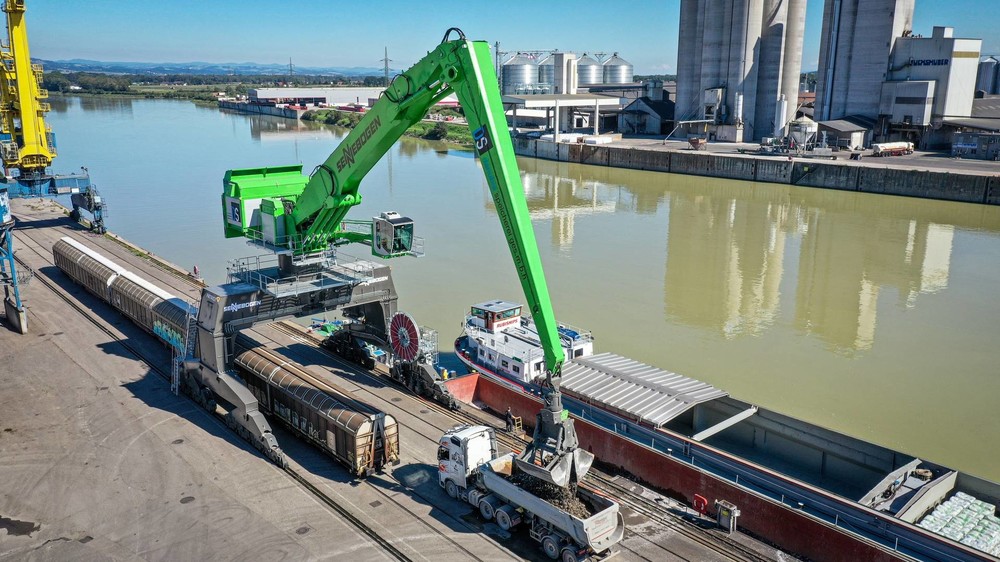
36, 58, 386, 77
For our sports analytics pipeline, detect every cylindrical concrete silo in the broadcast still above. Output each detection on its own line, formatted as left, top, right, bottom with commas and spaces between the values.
780, 0, 807, 126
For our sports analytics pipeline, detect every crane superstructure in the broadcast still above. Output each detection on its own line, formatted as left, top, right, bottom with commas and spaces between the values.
0, 0, 105, 334
216, 29, 591, 487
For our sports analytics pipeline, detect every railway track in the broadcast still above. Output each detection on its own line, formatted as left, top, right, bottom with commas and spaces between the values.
10, 221, 421, 562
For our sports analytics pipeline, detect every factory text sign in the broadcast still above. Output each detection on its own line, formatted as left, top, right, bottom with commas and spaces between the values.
909, 58, 949, 66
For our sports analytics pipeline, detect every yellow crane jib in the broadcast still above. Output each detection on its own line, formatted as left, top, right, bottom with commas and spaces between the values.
1, 0, 106, 336
0, 0, 54, 179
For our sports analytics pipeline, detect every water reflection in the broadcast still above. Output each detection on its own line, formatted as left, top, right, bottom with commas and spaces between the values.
77, 96, 135, 115
247, 114, 337, 142
47, 96, 72, 113
661, 183, 963, 353
484, 162, 984, 354
664, 188, 793, 339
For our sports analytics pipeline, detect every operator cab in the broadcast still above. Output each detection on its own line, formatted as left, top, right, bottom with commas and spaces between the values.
372, 211, 415, 257
468, 300, 522, 334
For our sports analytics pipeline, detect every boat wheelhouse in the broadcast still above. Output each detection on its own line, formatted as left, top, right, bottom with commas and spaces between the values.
456, 300, 592, 385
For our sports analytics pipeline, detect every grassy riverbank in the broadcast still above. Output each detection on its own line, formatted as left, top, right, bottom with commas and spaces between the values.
302, 108, 474, 147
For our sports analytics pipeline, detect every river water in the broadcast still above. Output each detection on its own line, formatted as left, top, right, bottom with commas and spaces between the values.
44, 97, 1000, 482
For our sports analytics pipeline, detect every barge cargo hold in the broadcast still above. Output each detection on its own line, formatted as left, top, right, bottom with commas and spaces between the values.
454, 300, 1000, 561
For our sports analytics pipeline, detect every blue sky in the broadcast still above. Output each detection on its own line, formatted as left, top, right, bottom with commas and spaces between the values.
27, 1, 999, 74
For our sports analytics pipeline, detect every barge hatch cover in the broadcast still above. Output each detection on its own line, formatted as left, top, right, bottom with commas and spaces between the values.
561, 353, 728, 427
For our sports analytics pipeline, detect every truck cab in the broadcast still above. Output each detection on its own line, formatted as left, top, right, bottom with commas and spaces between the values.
438, 425, 497, 493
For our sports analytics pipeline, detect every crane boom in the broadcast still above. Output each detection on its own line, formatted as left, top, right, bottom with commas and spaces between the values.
225, 30, 566, 377
1, 0, 105, 335
224, 29, 591, 486
0, 0, 52, 175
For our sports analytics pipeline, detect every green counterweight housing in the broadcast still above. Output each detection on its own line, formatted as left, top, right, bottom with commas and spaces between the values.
221, 29, 590, 486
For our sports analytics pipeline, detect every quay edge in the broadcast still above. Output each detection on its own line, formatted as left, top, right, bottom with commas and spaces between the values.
514, 139, 1000, 206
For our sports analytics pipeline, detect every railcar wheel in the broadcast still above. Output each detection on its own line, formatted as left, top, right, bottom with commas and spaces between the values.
445, 480, 458, 499
541, 535, 560, 559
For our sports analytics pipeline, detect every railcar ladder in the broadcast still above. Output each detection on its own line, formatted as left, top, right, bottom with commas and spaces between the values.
172, 306, 197, 396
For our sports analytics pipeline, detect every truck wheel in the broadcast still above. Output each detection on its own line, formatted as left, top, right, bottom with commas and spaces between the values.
541, 535, 561, 559
445, 480, 458, 499
495, 505, 519, 530
479, 495, 498, 520
560, 548, 578, 562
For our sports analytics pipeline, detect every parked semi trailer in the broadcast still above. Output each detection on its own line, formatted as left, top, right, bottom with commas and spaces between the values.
872, 141, 914, 156
438, 425, 624, 561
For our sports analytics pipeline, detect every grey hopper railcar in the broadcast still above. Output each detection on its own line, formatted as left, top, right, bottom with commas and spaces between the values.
53, 237, 126, 299
234, 346, 400, 476
53, 236, 194, 352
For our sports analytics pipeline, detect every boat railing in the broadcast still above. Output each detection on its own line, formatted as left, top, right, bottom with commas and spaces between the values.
519, 315, 594, 344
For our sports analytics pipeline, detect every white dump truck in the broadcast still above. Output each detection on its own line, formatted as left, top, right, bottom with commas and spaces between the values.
438, 425, 625, 561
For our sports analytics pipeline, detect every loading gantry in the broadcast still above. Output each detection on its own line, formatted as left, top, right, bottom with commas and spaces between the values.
0, 0, 106, 334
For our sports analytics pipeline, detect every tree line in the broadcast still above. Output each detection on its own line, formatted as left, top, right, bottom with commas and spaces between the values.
42, 71, 388, 95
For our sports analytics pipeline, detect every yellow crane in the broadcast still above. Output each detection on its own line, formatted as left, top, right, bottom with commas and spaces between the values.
0, 0, 53, 179
0, 0, 105, 334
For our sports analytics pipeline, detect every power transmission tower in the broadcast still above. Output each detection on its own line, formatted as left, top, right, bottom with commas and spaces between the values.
381, 47, 392, 88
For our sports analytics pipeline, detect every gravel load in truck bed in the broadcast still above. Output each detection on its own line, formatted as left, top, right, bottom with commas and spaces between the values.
508, 470, 594, 519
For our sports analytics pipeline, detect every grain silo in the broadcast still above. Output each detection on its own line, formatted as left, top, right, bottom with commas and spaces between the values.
538, 53, 556, 91
602, 53, 633, 84
576, 54, 602, 86
501, 53, 539, 95
976, 57, 998, 94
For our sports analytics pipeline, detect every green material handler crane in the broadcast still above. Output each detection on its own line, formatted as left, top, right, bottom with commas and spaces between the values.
222, 29, 591, 487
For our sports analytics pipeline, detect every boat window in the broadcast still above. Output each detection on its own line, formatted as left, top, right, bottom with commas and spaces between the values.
499, 308, 519, 319
478, 348, 484, 356
471, 307, 485, 318
575, 348, 584, 357
437, 446, 449, 461
512, 365, 519, 373
502, 360, 509, 368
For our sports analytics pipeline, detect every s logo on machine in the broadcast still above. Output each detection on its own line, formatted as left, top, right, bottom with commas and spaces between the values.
473, 126, 493, 155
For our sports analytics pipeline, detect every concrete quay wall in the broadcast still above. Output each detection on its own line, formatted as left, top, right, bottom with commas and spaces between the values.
515, 140, 998, 206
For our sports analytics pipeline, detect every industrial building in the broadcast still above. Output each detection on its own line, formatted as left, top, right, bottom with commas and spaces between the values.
500, 51, 634, 96
814, 0, 915, 123
248, 87, 387, 107
878, 26, 981, 146
501, 51, 657, 138
675, 0, 806, 143
951, 132, 1000, 160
